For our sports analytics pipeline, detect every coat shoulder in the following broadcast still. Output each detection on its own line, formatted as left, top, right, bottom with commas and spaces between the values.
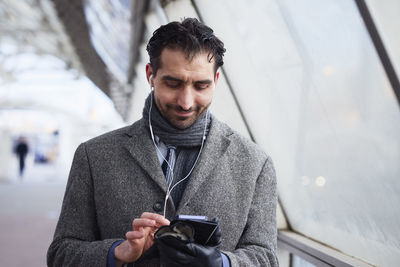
212, 118, 269, 163
84, 119, 144, 148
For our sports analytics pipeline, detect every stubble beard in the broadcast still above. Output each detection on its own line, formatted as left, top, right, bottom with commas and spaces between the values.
156, 100, 210, 130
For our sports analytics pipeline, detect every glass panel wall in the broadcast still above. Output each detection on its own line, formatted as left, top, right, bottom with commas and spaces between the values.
195, 0, 400, 266
292, 256, 316, 267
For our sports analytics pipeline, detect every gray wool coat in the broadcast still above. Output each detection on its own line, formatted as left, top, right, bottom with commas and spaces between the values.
47, 117, 278, 267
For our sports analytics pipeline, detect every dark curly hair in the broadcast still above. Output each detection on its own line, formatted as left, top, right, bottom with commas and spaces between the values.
146, 18, 225, 76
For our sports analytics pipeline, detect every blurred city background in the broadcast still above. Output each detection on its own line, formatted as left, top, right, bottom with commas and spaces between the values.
0, 0, 125, 266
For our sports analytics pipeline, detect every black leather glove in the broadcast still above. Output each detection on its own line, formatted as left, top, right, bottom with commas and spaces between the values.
155, 220, 223, 267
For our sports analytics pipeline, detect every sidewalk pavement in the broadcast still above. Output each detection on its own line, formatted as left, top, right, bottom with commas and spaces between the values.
0, 162, 67, 267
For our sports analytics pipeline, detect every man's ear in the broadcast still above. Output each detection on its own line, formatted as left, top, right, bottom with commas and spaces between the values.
214, 71, 220, 86
146, 63, 153, 85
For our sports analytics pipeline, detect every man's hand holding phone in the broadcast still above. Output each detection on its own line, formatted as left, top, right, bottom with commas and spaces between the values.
114, 212, 170, 266
154, 216, 223, 267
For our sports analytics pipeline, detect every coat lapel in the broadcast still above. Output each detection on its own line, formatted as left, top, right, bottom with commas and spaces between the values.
123, 117, 232, 214
124, 119, 168, 193
177, 118, 231, 213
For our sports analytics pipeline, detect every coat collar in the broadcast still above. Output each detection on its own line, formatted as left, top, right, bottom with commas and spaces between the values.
125, 119, 168, 193
124, 116, 232, 213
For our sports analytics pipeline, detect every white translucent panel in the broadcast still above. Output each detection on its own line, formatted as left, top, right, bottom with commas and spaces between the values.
196, 0, 400, 266
163, 0, 198, 22
210, 73, 250, 137
277, 248, 290, 267
126, 44, 150, 123
84, 0, 131, 83
365, 0, 400, 79
292, 256, 316, 267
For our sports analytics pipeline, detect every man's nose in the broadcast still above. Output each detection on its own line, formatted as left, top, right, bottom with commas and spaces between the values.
177, 87, 194, 111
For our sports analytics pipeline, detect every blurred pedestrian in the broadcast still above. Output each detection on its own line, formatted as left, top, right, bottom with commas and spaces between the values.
15, 136, 29, 177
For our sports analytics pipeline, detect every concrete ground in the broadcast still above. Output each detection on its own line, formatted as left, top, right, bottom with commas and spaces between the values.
0, 161, 67, 267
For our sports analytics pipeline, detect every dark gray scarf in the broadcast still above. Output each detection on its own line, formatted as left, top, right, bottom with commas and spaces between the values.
142, 92, 211, 147
142, 92, 211, 208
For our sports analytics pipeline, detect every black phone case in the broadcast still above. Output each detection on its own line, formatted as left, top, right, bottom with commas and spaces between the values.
171, 218, 218, 245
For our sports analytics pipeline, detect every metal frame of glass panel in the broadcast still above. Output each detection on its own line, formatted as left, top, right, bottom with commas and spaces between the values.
278, 231, 373, 267
355, 0, 400, 106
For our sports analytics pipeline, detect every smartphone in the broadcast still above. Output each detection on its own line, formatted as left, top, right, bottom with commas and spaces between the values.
172, 215, 219, 245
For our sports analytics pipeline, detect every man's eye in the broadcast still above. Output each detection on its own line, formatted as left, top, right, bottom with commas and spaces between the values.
166, 81, 180, 88
196, 83, 209, 90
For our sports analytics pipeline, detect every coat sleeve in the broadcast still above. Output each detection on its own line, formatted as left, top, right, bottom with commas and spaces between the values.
47, 143, 122, 267
222, 156, 279, 267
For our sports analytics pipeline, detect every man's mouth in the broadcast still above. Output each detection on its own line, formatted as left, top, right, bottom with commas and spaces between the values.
173, 109, 194, 117
169, 105, 195, 117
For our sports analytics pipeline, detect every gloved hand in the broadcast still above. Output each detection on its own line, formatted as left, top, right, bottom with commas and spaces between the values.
155, 220, 223, 267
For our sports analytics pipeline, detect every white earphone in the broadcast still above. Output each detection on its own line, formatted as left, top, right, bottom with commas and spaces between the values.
146, 72, 209, 217
149, 74, 154, 91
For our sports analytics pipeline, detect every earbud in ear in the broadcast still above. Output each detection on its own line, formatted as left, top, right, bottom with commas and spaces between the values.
149, 74, 154, 91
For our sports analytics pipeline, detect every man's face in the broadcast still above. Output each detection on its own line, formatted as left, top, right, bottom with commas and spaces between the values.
146, 48, 219, 129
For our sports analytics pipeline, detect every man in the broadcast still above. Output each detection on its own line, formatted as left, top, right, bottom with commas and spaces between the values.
48, 18, 278, 266
15, 136, 29, 177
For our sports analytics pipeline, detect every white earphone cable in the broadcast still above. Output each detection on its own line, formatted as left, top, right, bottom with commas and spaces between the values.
147, 76, 208, 217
